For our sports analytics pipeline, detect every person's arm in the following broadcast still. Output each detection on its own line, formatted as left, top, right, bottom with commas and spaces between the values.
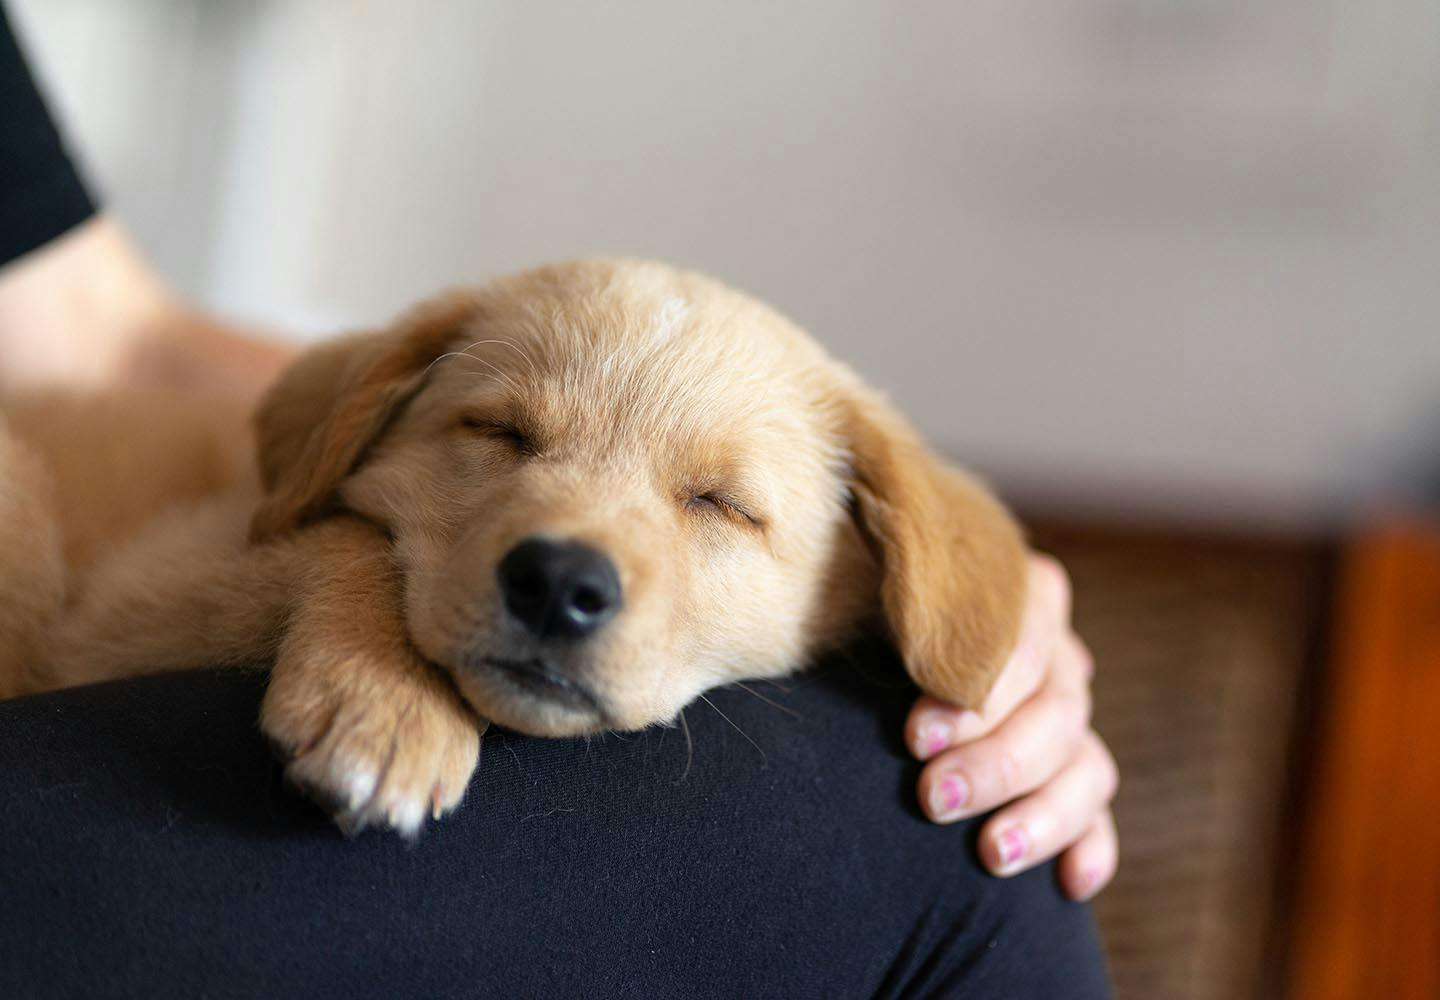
0, 6, 290, 399
0, 214, 293, 399
907, 554, 1120, 900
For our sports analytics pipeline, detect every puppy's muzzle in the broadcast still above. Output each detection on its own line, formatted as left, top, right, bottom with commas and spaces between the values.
496, 537, 622, 640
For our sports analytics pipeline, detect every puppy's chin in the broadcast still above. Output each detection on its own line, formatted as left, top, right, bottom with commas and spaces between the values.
445, 659, 612, 738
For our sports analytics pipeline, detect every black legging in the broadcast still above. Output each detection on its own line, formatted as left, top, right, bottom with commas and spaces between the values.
0, 655, 1109, 999
0, 7, 1110, 996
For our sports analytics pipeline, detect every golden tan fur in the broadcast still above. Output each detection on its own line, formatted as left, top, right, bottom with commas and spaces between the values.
0, 259, 1026, 835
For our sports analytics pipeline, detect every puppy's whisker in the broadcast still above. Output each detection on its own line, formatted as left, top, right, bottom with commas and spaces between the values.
442, 338, 535, 375
470, 337, 541, 381
433, 337, 541, 389
420, 349, 484, 379
730, 681, 801, 720
755, 678, 796, 695
676, 708, 694, 783
424, 349, 523, 395
455, 359, 522, 395
500, 731, 521, 768
698, 694, 767, 766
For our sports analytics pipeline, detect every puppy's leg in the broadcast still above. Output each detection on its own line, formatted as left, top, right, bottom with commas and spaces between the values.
0, 422, 65, 699
43, 493, 291, 690
261, 516, 482, 837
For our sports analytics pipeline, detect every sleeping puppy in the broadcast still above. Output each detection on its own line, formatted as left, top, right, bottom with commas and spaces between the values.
0, 259, 1026, 835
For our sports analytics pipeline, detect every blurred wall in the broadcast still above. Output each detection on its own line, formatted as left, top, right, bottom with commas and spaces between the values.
11, 0, 1440, 527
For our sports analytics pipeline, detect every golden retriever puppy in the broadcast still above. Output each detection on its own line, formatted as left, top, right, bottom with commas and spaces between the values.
0, 259, 1026, 836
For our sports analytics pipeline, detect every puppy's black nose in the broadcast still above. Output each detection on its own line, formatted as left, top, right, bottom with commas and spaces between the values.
497, 538, 622, 640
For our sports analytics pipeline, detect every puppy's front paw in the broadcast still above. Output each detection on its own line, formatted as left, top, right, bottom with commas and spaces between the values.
261, 653, 482, 838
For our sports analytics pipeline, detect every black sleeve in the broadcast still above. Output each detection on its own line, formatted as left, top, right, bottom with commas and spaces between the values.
0, 3, 96, 268
0, 644, 1111, 1000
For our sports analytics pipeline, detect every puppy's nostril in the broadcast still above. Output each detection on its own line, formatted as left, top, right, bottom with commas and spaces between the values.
496, 538, 622, 640
570, 584, 608, 616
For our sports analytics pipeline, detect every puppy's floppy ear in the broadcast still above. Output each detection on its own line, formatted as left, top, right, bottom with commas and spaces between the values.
249, 292, 479, 542
839, 381, 1028, 709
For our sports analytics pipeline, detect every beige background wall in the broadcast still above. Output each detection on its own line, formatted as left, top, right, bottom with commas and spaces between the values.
12, 0, 1440, 527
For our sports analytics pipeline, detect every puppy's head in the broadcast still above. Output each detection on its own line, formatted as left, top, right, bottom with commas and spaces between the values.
252, 261, 1026, 736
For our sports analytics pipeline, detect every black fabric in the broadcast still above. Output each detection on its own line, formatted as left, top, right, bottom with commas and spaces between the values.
0, 648, 1110, 999
0, 4, 96, 268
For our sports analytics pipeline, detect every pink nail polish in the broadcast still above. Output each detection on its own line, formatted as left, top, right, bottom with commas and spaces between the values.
998, 827, 1028, 867
923, 724, 949, 757
930, 774, 969, 819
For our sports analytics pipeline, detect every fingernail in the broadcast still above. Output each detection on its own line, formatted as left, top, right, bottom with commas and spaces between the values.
929, 773, 970, 821
916, 718, 951, 758
995, 827, 1029, 872
1081, 867, 1104, 896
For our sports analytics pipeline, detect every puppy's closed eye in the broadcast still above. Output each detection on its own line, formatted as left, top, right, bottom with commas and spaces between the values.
459, 413, 537, 457
685, 491, 765, 530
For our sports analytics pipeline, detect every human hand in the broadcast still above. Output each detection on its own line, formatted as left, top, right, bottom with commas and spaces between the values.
904, 554, 1118, 900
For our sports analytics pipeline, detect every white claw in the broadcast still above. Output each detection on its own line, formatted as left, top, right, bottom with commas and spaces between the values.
342, 765, 379, 811
388, 797, 426, 838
